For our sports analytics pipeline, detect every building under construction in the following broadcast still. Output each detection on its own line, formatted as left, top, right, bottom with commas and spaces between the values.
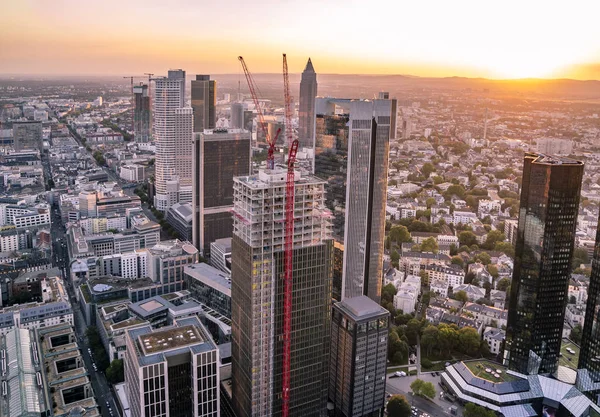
230, 168, 333, 417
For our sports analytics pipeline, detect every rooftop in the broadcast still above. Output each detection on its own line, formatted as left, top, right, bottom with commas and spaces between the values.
139, 324, 204, 355
338, 295, 388, 320
559, 339, 580, 370
464, 360, 519, 384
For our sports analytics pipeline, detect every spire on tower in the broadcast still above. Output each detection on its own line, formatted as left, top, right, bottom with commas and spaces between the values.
304, 58, 315, 73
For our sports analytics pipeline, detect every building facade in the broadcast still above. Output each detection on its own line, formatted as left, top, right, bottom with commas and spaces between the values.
505, 154, 583, 375
192, 129, 251, 256
191, 75, 216, 132
329, 296, 389, 417
153, 69, 193, 211
314, 98, 396, 303
231, 169, 333, 417
297, 58, 317, 149
133, 84, 151, 143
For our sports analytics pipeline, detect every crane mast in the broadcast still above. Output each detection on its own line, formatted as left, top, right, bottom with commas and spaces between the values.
238, 56, 279, 169
282, 53, 298, 417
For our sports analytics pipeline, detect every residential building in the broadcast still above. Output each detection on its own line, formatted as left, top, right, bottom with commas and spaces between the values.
536, 138, 573, 155
298, 58, 317, 149
394, 289, 417, 314
453, 284, 485, 301
314, 97, 396, 303
399, 252, 451, 276
424, 264, 465, 288
329, 296, 389, 417
505, 154, 583, 376
184, 262, 231, 318
154, 69, 193, 211
192, 129, 251, 256
12, 120, 42, 151
133, 84, 151, 143
483, 327, 506, 355
191, 75, 216, 132
430, 279, 449, 298
462, 302, 508, 328
231, 168, 333, 417
125, 316, 219, 417
504, 219, 518, 246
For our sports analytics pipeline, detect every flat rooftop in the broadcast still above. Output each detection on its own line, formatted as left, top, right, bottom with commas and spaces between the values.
463, 360, 519, 383
337, 295, 388, 320
139, 325, 204, 355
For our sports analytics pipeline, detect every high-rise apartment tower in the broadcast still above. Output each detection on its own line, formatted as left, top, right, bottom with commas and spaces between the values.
133, 84, 151, 143
505, 153, 583, 375
231, 169, 333, 417
314, 98, 396, 303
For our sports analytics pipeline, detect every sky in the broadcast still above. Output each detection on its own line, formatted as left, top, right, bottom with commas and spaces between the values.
2, 0, 600, 80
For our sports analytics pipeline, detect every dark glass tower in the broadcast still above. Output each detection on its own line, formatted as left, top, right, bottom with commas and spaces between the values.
577, 223, 600, 399
191, 75, 216, 132
505, 153, 584, 375
133, 84, 151, 142
298, 58, 317, 149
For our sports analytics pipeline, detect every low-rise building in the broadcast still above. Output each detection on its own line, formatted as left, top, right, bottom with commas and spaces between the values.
453, 284, 485, 301
425, 264, 465, 288
210, 237, 231, 274
483, 327, 505, 355
462, 302, 508, 328
184, 263, 231, 318
430, 279, 449, 298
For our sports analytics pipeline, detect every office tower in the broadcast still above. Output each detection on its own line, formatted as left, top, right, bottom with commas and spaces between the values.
133, 84, 151, 143
298, 58, 317, 149
314, 98, 395, 303
192, 75, 216, 132
577, 223, 600, 398
243, 110, 254, 134
230, 102, 244, 129
192, 128, 251, 256
12, 120, 42, 151
329, 296, 389, 417
124, 316, 219, 417
153, 69, 193, 211
231, 169, 333, 417
505, 153, 583, 376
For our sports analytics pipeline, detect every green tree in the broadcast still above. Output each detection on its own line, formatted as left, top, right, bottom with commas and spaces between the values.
494, 241, 515, 258
389, 225, 411, 245
483, 230, 505, 250
437, 324, 459, 354
410, 378, 435, 399
458, 231, 478, 247
422, 162, 435, 178
420, 237, 439, 254
106, 359, 124, 384
389, 179, 398, 186
454, 290, 468, 303
451, 256, 464, 268
570, 324, 583, 344
487, 265, 499, 280
432, 175, 444, 184
459, 327, 481, 356
463, 402, 497, 417
426, 197, 436, 208
572, 247, 590, 270
421, 325, 439, 356
382, 283, 398, 304
449, 244, 458, 256
386, 395, 411, 417
496, 277, 510, 292
390, 250, 400, 268
475, 252, 491, 265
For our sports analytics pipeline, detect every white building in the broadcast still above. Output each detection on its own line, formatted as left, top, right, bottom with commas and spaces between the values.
120, 164, 146, 182
483, 327, 505, 355
477, 199, 502, 217
430, 279, 449, 298
565, 304, 586, 328
425, 264, 465, 288
394, 289, 417, 314
153, 70, 193, 211
536, 138, 573, 155
462, 302, 508, 328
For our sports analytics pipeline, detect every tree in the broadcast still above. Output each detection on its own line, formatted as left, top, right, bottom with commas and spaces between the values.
570, 324, 583, 344
421, 325, 439, 356
459, 327, 481, 356
422, 162, 435, 178
387, 395, 411, 417
464, 402, 497, 417
106, 359, 124, 384
496, 277, 510, 292
569, 295, 577, 304
389, 225, 411, 245
451, 256, 464, 268
450, 244, 458, 256
459, 231, 478, 247
454, 290, 468, 303
487, 265, 499, 280
420, 237, 439, 254
426, 197, 436, 208
410, 379, 435, 399
390, 250, 400, 268
464, 272, 476, 284
474, 252, 491, 265
483, 230, 505, 250
382, 283, 398, 304
437, 323, 459, 354
389, 179, 398, 186
494, 241, 515, 258
432, 175, 444, 184
572, 247, 590, 270
406, 319, 423, 345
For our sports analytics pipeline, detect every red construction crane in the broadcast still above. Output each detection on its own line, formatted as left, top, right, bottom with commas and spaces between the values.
238, 56, 280, 169
282, 53, 299, 417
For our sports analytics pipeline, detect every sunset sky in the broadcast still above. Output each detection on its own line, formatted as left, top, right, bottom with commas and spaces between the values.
2, 0, 600, 80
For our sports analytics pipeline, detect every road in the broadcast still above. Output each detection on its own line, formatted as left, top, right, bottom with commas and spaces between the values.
44, 150, 121, 417
386, 382, 449, 417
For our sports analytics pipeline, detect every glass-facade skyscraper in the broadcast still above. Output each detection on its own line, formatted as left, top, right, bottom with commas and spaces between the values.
191, 74, 216, 132
505, 153, 584, 375
314, 98, 396, 303
133, 84, 151, 143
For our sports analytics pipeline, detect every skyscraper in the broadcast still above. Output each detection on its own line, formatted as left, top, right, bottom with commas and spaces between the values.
231, 169, 333, 417
329, 296, 389, 417
505, 153, 583, 376
230, 102, 245, 129
192, 75, 216, 132
153, 70, 193, 211
192, 128, 251, 256
314, 98, 395, 303
577, 223, 600, 398
124, 316, 219, 417
133, 84, 151, 143
298, 58, 317, 149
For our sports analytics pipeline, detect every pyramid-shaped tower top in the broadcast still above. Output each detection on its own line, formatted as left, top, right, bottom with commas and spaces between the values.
304, 58, 315, 73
